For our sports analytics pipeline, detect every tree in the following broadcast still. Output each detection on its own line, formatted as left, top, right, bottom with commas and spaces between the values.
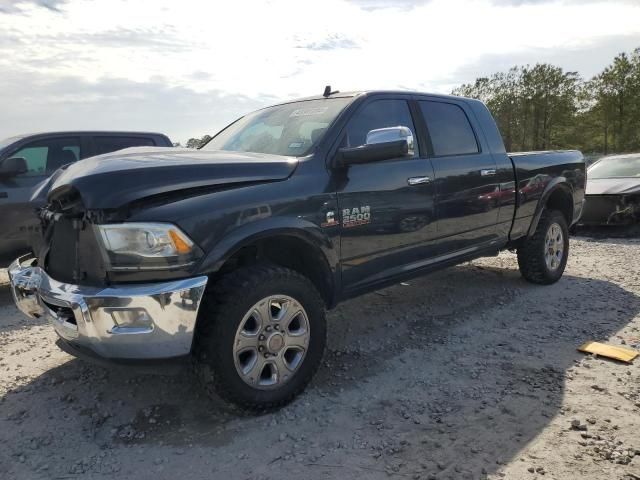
185, 134, 212, 149
587, 50, 640, 153
453, 64, 579, 152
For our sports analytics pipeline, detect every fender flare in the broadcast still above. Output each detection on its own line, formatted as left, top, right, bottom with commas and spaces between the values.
195, 216, 339, 295
526, 177, 573, 238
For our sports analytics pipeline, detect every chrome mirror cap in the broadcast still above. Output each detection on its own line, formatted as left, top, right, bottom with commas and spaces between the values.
366, 126, 414, 157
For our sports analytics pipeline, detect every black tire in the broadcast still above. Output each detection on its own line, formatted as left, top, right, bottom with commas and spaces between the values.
517, 209, 569, 285
193, 264, 326, 411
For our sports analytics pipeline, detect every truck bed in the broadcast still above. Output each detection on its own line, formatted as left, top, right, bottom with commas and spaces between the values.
507, 150, 586, 241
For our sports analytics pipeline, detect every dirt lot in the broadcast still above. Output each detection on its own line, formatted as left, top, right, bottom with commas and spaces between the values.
1, 234, 640, 480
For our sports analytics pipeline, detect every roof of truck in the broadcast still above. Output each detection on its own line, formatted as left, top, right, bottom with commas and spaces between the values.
277, 90, 469, 105
264, 90, 473, 108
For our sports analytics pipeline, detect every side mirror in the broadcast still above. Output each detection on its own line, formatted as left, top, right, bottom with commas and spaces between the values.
336, 126, 414, 167
0, 157, 28, 178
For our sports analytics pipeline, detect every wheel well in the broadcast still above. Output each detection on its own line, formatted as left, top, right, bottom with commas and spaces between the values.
215, 235, 334, 307
545, 186, 573, 225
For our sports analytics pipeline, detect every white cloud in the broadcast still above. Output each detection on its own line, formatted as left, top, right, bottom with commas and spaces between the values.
0, 0, 639, 143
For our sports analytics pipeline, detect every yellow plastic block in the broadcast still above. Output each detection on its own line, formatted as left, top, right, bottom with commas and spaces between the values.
578, 341, 639, 363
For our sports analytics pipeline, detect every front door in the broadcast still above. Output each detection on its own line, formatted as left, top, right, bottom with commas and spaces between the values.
334, 97, 436, 292
418, 100, 500, 254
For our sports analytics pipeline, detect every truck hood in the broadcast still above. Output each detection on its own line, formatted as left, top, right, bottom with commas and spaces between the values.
586, 177, 640, 195
48, 147, 299, 209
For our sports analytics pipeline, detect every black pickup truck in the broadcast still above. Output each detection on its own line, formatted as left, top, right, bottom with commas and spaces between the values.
9, 91, 585, 410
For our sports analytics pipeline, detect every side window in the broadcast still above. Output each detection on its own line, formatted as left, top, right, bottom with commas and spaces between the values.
94, 136, 155, 156
9, 137, 80, 176
345, 99, 419, 157
419, 101, 479, 156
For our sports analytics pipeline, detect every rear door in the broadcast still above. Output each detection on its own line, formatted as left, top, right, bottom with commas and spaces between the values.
0, 136, 82, 262
417, 99, 500, 253
334, 96, 437, 292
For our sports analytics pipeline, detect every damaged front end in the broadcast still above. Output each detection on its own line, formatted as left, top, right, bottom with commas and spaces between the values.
580, 194, 640, 226
35, 186, 204, 285
35, 187, 109, 286
9, 187, 209, 360
8, 147, 302, 362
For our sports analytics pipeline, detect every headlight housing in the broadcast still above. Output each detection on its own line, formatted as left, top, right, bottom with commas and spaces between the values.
96, 223, 202, 271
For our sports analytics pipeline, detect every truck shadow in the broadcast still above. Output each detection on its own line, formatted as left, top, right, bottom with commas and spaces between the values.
1, 262, 639, 478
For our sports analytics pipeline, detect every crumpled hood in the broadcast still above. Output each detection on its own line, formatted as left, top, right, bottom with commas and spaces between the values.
586, 177, 640, 195
48, 147, 298, 209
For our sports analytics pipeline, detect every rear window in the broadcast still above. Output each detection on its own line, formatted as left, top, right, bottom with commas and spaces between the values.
419, 101, 479, 156
94, 136, 155, 156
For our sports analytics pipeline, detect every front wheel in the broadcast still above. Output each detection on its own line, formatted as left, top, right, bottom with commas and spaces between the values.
193, 265, 327, 411
517, 210, 569, 285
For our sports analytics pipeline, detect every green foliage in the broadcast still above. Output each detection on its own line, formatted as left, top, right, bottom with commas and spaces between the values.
185, 135, 212, 149
453, 48, 640, 154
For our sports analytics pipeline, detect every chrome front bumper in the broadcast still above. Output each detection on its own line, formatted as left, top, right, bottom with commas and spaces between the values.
8, 255, 208, 360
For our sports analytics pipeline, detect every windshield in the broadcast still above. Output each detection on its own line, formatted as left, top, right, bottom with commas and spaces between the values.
588, 154, 640, 179
201, 98, 352, 157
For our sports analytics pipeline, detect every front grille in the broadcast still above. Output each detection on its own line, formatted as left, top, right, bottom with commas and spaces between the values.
46, 217, 79, 284
37, 186, 109, 286
40, 211, 108, 286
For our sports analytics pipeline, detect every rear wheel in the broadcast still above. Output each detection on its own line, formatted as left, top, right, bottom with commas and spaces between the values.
517, 209, 569, 285
193, 265, 326, 410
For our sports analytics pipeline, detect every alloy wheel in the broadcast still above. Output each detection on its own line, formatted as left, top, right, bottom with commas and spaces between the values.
544, 222, 564, 271
233, 295, 310, 389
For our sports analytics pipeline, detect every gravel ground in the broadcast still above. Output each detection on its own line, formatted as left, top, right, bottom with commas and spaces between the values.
1, 234, 640, 480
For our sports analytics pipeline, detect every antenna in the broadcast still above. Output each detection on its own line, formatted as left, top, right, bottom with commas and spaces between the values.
323, 85, 340, 97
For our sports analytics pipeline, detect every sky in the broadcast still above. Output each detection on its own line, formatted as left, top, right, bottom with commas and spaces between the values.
1, 0, 640, 144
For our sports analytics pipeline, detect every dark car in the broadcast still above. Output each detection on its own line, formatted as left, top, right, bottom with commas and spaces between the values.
0, 131, 173, 264
579, 153, 640, 225
9, 91, 585, 410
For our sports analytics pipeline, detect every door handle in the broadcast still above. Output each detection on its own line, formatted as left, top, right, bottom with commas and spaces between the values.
407, 176, 432, 186
0, 192, 7, 199
480, 169, 496, 177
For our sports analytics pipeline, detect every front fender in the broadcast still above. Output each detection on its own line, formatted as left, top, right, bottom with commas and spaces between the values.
526, 178, 573, 237
195, 215, 340, 279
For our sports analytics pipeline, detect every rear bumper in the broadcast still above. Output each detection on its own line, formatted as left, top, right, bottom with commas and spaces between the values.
9, 255, 208, 360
